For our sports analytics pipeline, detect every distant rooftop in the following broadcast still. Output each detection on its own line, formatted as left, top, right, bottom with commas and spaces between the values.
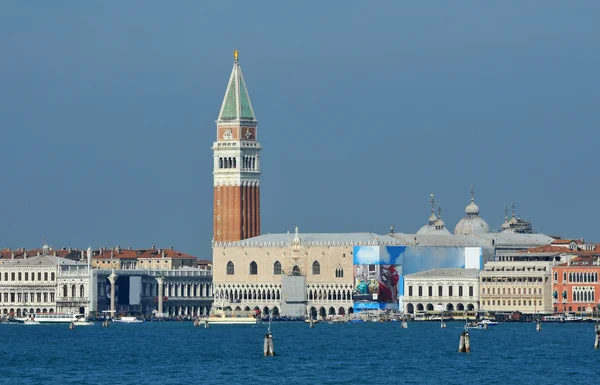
405, 268, 481, 278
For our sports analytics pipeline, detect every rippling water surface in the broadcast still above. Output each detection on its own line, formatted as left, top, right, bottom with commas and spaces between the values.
1, 321, 598, 384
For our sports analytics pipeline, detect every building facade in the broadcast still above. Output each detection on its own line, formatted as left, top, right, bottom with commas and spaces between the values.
551, 256, 600, 314
212, 50, 261, 242
0, 246, 89, 317
479, 261, 553, 314
213, 230, 355, 318
403, 268, 480, 314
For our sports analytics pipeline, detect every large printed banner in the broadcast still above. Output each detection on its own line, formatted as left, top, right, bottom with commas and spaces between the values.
353, 246, 483, 311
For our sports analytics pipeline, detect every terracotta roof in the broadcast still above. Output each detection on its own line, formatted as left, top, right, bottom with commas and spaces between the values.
93, 250, 140, 259
92, 248, 197, 260
0, 248, 73, 260
551, 239, 581, 245
137, 249, 197, 260
556, 255, 600, 267
523, 244, 600, 254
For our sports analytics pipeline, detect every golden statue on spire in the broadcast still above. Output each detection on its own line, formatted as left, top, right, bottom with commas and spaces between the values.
234, 50, 239, 61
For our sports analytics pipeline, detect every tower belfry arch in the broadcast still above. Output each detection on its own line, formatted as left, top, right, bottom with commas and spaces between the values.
212, 51, 262, 242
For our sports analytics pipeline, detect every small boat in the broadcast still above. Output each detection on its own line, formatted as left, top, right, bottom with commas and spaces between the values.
23, 319, 40, 325
73, 315, 94, 326
564, 315, 584, 323
542, 315, 565, 322
467, 323, 485, 330
113, 316, 144, 324
478, 319, 498, 326
304, 318, 319, 324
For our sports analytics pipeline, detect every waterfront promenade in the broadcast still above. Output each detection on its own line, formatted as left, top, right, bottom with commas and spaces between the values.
1, 322, 596, 384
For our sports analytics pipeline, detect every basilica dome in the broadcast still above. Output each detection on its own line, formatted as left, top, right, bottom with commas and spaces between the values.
417, 194, 451, 235
454, 189, 490, 236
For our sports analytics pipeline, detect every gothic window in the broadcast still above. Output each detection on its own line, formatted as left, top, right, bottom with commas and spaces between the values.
569, 273, 572, 282
63, 285, 68, 297
273, 261, 282, 275
219, 158, 223, 168
226, 261, 234, 275
292, 265, 301, 276
312, 261, 320, 275
80, 285, 85, 298
233, 157, 236, 169
71, 285, 76, 297
249, 261, 258, 275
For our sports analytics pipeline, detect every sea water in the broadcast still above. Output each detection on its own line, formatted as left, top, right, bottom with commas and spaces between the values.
0, 321, 598, 384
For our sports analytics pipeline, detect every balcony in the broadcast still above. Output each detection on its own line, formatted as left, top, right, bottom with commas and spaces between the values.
56, 297, 89, 303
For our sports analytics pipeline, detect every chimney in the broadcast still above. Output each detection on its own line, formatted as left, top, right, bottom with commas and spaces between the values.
111, 250, 114, 259
152, 245, 156, 250
53, 251, 57, 257
116, 245, 120, 254
24, 252, 27, 259
11, 252, 15, 259
161, 250, 165, 258
37, 252, 40, 257
128, 246, 132, 250
170, 246, 174, 251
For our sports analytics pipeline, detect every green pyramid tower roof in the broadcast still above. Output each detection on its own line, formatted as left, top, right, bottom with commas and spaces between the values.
217, 53, 256, 123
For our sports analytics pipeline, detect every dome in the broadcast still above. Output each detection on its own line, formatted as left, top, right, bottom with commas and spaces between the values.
454, 216, 490, 235
419, 201, 452, 236
417, 194, 438, 235
417, 224, 436, 235
465, 201, 480, 215
453, 187, 490, 236
501, 218, 510, 230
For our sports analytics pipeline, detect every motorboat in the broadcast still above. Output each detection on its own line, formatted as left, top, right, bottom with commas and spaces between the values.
113, 316, 144, 324
542, 315, 565, 322
72, 314, 94, 326
467, 322, 485, 330
564, 315, 584, 322
23, 316, 40, 325
478, 319, 498, 326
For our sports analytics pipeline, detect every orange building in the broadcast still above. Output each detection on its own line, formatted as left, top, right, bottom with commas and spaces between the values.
212, 51, 261, 242
552, 255, 600, 314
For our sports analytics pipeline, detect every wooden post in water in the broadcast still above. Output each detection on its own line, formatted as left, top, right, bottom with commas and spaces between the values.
263, 332, 275, 356
69, 321, 75, 330
536, 321, 542, 332
204, 320, 209, 329
401, 317, 408, 329
595, 330, 600, 349
310, 317, 314, 328
464, 331, 471, 352
458, 331, 466, 352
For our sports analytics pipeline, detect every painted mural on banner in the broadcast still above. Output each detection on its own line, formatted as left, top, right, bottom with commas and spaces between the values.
352, 246, 484, 311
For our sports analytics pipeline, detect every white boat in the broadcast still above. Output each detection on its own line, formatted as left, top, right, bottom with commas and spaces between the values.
113, 316, 144, 324
478, 319, 498, 326
23, 318, 40, 325
564, 315, 584, 322
72, 315, 94, 326
542, 315, 565, 322
202, 303, 260, 325
16, 313, 84, 324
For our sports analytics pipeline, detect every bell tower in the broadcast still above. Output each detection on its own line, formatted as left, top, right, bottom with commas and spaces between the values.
212, 51, 261, 242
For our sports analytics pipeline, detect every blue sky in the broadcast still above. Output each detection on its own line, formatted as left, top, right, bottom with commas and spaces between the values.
1, 1, 598, 258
